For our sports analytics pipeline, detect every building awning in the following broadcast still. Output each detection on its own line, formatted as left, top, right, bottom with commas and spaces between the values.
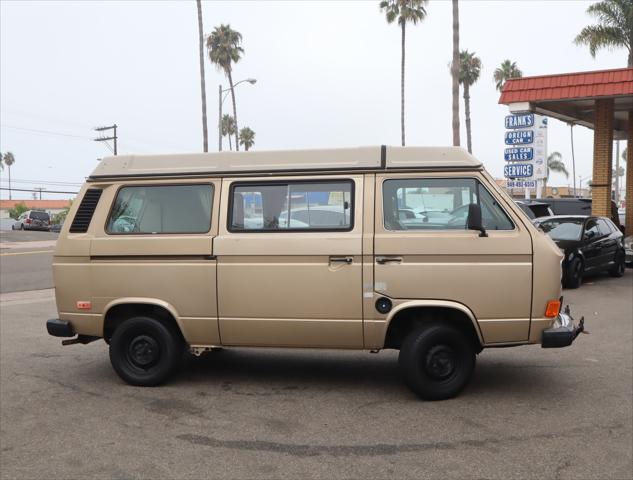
499, 67, 633, 139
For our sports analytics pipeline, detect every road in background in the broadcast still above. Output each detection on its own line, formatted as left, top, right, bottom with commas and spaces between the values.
0, 230, 57, 293
0, 271, 631, 479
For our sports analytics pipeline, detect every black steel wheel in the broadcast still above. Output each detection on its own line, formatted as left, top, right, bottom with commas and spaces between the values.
109, 316, 183, 386
398, 323, 475, 400
563, 258, 583, 289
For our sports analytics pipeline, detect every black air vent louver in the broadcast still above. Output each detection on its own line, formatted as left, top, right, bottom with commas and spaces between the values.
69, 189, 102, 233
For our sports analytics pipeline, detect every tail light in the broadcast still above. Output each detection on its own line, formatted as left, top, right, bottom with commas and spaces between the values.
25, 218, 32, 224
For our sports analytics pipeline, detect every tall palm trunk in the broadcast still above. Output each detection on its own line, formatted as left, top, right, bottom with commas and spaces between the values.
629, 49, 632, 67
8, 165, 12, 200
400, 21, 406, 147
196, 0, 208, 152
451, 0, 460, 147
227, 70, 239, 151
463, 83, 472, 153
228, 131, 232, 151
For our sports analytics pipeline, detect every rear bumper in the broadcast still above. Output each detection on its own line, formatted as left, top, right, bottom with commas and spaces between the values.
46, 318, 74, 337
542, 308, 585, 348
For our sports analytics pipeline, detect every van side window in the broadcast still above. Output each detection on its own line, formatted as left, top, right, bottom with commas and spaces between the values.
383, 178, 514, 231
230, 181, 353, 231
106, 184, 213, 234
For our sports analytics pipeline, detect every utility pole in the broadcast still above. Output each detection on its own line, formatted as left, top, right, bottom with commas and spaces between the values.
94, 124, 118, 155
34, 187, 46, 200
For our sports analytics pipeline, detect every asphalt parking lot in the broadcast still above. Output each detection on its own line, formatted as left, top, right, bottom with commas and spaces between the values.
0, 234, 632, 479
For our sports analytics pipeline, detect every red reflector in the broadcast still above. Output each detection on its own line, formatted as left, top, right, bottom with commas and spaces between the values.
76, 301, 92, 310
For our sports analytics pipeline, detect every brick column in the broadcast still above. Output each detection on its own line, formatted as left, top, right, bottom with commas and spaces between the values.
626, 110, 633, 237
591, 99, 614, 217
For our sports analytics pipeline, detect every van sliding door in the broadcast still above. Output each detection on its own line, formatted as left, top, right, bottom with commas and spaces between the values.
214, 175, 364, 348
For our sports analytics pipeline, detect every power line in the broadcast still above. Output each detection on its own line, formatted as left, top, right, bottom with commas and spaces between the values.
0, 124, 91, 140
0, 187, 78, 195
2, 178, 83, 186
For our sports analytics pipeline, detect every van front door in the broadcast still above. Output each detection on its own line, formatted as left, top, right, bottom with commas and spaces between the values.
374, 173, 533, 344
215, 176, 364, 348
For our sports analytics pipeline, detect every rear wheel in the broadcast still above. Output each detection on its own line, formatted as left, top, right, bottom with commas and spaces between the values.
20, 224, 24, 230
563, 258, 583, 289
609, 251, 625, 277
398, 323, 475, 400
109, 316, 183, 386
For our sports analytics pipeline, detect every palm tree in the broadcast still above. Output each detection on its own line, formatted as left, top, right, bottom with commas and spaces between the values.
196, 0, 208, 152
574, 0, 633, 67
543, 151, 569, 192
3, 152, 15, 200
221, 114, 236, 151
494, 60, 522, 91
451, 0, 460, 147
458, 50, 481, 154
239, 127, 256, 151
379, 0, 428, 147
207, 24, 244, 150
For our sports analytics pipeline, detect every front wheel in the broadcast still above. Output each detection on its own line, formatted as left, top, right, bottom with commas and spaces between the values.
398, 323, 475, 400
563, 258, 583, 289
609, 251, 625, 277
109, 316, 183, 386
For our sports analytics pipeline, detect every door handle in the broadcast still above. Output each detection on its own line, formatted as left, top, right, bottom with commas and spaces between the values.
330, 256, 353, 264
376, 256, 403, 264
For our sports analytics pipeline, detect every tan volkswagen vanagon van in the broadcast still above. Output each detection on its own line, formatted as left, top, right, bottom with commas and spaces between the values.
47, 146, 584, 399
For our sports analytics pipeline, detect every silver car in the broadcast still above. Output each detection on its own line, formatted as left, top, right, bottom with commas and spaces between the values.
11, 210, 51, 231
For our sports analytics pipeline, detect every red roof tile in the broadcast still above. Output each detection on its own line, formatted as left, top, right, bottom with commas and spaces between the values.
499, 67, 633, 104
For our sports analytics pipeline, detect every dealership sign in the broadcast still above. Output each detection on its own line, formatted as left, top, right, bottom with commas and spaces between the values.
507, 180, 537, 188
503, 114, 548, 184
504, 147, 533, 161
504, 163, 533, 178
505, 113, 534, 129
505, 130, 534, 145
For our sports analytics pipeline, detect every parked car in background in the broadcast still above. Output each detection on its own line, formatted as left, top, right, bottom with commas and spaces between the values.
11, 210, 50, 231
534, 215, 625, 288
538, 198, 623, 232
515, 200, 553, 220
624, 235, 633, 267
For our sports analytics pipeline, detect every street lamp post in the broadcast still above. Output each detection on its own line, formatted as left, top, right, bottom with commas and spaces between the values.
218, 78, 256, 152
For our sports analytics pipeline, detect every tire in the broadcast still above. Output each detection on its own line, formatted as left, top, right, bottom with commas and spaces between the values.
109, 316, 183, 386
398, 323, 475, 400
563, 257, 583, 289
20, 224, 24, 231
609, 251, 625, 277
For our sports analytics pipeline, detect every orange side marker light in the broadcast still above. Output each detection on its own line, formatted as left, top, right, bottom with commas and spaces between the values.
545, 299, 561, 318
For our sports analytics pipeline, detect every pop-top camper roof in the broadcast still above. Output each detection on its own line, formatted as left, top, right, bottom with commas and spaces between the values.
89, 146, 482, 180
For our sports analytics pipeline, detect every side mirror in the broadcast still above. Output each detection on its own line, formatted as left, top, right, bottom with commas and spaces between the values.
467, 203, 488, 237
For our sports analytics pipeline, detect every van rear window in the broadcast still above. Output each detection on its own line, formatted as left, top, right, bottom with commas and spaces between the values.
106, 184, 213, 234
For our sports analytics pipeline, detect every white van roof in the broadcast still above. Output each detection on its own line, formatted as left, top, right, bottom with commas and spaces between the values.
89, 146, 482, 180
